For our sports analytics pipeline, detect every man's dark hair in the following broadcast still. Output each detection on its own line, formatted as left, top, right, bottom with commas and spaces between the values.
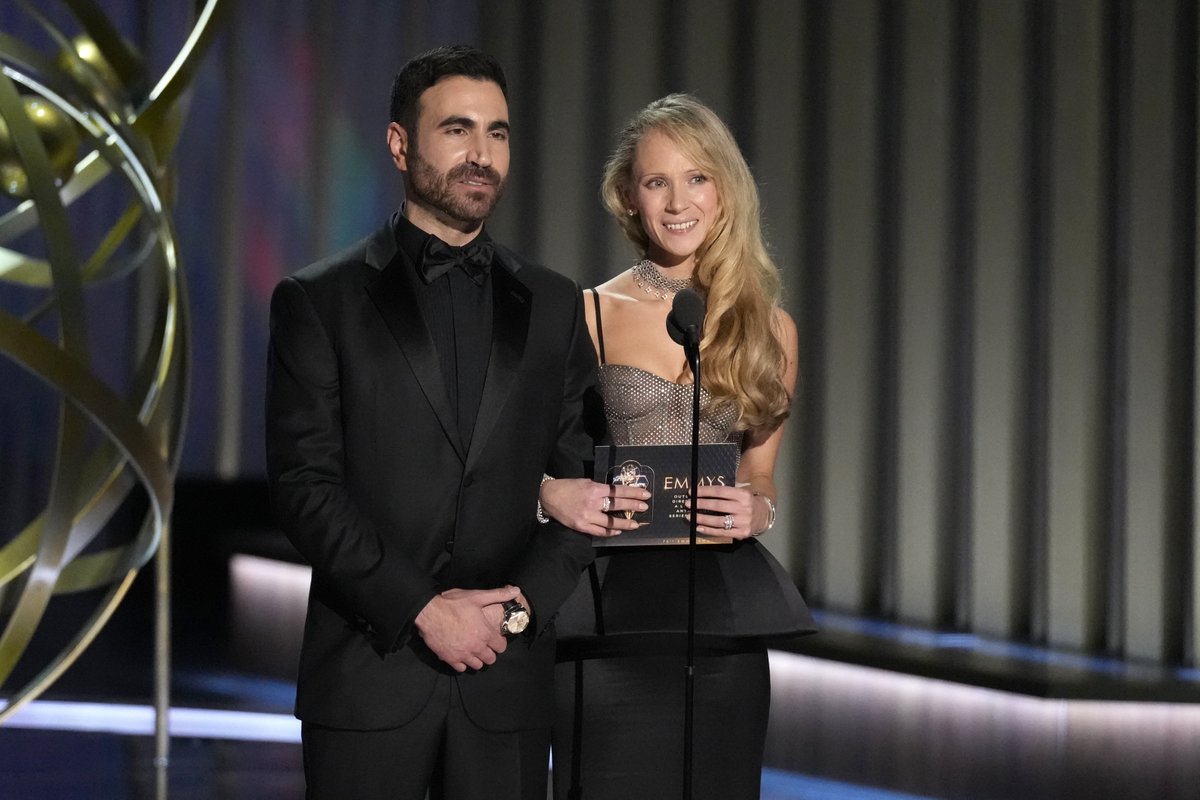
389, 45, 508, 133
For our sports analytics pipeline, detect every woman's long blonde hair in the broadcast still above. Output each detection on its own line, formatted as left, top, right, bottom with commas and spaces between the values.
601, 94, 791, 434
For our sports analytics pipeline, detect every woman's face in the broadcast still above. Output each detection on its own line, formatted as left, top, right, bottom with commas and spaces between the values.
627, 130, 719, 270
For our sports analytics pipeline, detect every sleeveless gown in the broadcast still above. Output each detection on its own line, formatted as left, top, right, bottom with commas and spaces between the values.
551, 291, 815, 800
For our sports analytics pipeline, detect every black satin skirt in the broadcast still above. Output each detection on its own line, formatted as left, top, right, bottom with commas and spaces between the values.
552, 649, 770, 800
550, 540, 815, 799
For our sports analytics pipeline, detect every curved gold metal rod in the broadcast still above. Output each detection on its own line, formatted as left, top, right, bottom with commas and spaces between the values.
56, 0, 147, 91
0, 570, 138, 723
0, 149, 111, 247
0, 202, 148, 289
15, 0, 137, 121
133, 0, 229, 158
0, 225, 184, 592
0, 68, 92, 688
0, 41, 158, 288
0, 0, 227, 285
0, 285, 180, 549
0, 201, 182, 681
0, 270, 187, 717
0, 308, 174, 622
0, 61, 183, 404
0, 0, 206, 741
0, 238, 186, 708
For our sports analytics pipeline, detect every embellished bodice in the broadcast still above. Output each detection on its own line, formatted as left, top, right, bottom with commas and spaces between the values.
597, 364, 739, 447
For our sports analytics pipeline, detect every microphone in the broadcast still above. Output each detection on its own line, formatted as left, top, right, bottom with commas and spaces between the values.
666, 287, 705, 350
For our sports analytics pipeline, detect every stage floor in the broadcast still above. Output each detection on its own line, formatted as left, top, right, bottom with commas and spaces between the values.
0, 558, 929, 800
0, 717, 932, 800
9, 482, 1197, 799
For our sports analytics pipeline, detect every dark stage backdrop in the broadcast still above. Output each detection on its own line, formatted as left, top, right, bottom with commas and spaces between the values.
2, 0, 1199, 674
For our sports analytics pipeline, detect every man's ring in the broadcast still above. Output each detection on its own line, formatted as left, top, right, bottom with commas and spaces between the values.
602, 496, 612, 513
723, 514, 734, 530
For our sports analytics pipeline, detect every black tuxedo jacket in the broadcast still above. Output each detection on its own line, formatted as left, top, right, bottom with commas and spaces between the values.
265, 217, 596, 732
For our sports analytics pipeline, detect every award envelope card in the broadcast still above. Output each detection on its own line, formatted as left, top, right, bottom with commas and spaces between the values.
593, 442, 740, 547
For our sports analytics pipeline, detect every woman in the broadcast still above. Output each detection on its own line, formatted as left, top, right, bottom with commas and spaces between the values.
540, 94, 815, 800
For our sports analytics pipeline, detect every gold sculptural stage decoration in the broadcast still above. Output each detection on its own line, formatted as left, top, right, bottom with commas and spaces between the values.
0, 0, 225, 783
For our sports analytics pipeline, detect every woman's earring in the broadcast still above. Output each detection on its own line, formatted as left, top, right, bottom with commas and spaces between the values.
627, 208, 637, 216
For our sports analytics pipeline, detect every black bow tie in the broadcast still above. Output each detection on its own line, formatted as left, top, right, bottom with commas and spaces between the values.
419, 236, 494, 286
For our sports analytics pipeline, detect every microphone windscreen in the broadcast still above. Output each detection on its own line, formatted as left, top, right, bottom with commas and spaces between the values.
666, 288, 706, 346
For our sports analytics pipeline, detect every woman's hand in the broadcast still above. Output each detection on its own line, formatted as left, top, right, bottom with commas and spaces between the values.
690, 483, 769, 540
540, 478, 649, 538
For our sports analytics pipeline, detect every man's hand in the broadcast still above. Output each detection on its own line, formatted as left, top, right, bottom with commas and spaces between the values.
414, 586, 520, 672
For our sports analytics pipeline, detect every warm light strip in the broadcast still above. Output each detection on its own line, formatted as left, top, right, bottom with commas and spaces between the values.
3, 701, 931, 798
0, 700, 301, 743
6, 652, 1196, 747
768, 649, 1200, 736
3, 650, 1195, 800
811, 609, 1200, 682
229, 553, 311, 595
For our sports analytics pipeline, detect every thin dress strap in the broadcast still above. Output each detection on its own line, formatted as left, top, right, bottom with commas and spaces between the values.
589, 288, 606, 364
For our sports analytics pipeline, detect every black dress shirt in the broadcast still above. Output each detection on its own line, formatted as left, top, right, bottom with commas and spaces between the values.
393, 212, 494, 449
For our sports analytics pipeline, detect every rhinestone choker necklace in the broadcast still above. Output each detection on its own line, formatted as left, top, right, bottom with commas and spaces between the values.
631, 259, 693, 300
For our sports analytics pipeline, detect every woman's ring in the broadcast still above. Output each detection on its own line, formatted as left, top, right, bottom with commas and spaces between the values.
723, 514, 734, 530
602, 496, 612, 513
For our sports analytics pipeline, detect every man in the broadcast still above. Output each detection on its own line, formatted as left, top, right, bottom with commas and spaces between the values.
265, 45, 596, 799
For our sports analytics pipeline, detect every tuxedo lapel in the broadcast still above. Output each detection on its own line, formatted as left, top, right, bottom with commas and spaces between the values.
466, 260, 530, 468
364, 236, 466, 462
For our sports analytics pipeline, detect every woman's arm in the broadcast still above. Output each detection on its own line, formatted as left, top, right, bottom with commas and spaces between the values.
539, 478, 649, 537
539, 285, 650, 538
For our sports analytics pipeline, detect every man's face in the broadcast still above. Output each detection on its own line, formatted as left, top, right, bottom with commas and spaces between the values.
388, 76, 510, 237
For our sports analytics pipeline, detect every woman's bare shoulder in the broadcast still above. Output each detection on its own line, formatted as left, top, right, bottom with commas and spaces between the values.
771, 306, 798, 347
592, 270, 640, 307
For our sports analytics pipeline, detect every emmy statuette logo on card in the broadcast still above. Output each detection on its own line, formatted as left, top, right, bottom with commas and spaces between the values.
604, 460, 655, 525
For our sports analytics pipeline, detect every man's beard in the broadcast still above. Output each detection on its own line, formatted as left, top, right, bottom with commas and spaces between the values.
407, 153, 505, 226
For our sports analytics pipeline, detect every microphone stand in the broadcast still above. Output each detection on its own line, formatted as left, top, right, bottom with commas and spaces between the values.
666, 287, 705, 800
682, 335, 700, 800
